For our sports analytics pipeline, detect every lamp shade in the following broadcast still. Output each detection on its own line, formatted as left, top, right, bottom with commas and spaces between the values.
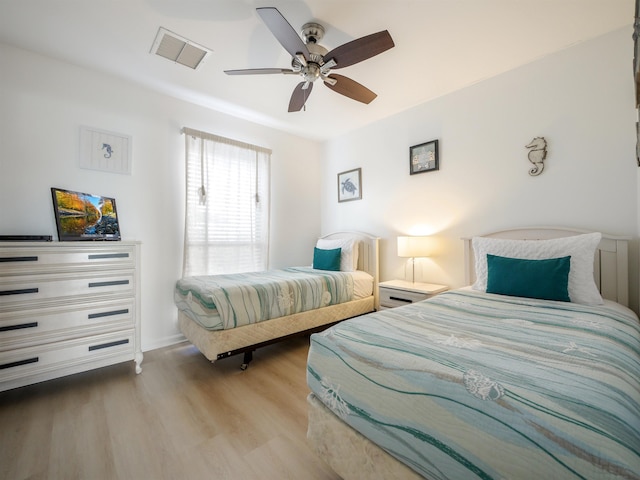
397, 236, 431, 258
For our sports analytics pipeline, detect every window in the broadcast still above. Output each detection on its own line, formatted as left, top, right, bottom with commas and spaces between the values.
182, 127, 270, 277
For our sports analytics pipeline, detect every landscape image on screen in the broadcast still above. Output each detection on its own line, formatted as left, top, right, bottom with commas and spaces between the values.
52, 188, 120, 240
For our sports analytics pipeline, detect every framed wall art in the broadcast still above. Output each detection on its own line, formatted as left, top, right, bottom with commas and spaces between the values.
337, 168, 362, 202
80, 126, 132, 175
410, 139, 439, 175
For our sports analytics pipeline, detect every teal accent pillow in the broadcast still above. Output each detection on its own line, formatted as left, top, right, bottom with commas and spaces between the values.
486, 254, 571, 302
313, 247, 342, 271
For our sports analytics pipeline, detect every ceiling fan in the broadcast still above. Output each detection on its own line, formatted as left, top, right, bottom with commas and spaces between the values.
225, 7, 395, 112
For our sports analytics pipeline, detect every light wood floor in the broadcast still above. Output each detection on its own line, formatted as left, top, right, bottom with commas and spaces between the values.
0, 336, 341, 480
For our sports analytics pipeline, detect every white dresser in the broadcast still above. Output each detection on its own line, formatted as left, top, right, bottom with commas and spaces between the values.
0, 241, 142, 392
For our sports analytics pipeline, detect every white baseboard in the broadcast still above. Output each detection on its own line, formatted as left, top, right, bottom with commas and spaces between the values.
142, 333, 186, 352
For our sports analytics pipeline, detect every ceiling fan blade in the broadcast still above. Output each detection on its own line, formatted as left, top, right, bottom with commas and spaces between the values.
288, 82, 313, 112
257, 7, 310, 62
324, 30, 394, 69
225, 68, 295, 75
324, 74, 377, 104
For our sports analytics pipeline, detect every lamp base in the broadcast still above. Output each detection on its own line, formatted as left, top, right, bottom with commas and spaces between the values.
411, 257, 416, 283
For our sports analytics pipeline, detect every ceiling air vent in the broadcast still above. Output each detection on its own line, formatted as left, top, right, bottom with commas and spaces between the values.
150, 27, 211, 70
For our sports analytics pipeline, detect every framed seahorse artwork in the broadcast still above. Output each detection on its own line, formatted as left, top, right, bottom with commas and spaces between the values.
337, 168, 362, 203
79, 126, 132, 175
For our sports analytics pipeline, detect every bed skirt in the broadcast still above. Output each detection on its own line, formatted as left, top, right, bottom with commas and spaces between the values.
306, 393, 422, 480
178, 296, 375, 363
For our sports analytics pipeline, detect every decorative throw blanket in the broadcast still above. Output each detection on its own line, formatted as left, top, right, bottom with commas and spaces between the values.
307, 289, 640, 479
175, 267, 354, 330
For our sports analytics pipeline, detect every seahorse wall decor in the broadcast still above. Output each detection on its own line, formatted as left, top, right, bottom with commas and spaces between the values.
525, 137, 547, 176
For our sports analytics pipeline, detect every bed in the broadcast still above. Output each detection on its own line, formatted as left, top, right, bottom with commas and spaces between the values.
306, 227, 640, 479
175, 231, 379, 368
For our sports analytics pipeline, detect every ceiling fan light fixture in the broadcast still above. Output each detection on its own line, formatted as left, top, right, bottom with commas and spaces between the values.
150, 27, 212, 70
302, 63, 321, 83
307, 43, 328, 64
227, 7, 394, 111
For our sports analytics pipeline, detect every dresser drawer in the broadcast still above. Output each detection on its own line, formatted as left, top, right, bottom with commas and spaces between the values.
0, 271, 135, 308
0, 244, 135, 275
0, 299, 135, 350
0, 330, 135, 384
379, 287, 428, 307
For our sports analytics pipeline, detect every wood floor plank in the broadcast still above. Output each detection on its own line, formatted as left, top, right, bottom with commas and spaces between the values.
0, 336, 340, 480
245, 434, 339, 480
178, 433, 258, 480
48, 398, 115, 479
0, 394, 53, 479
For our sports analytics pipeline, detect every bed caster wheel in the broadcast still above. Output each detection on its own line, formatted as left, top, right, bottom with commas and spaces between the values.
240, 351, 253, 370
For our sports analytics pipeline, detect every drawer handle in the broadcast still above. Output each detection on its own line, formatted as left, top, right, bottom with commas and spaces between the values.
88, 309, 129, 319
88, 253, 129, 260
0, 322, 38, 332
89, 339, 129, 351
389, 296, 413, 303
0, 256, 38, 263
88, 280, 129, 288
0, 357, 39, 370
0, 288, 39, 296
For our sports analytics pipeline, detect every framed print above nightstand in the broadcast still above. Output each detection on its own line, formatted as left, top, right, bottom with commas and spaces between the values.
410, 139, 439, 175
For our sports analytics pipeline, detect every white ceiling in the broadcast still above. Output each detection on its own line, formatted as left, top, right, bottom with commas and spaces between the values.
0, 0, 633, 141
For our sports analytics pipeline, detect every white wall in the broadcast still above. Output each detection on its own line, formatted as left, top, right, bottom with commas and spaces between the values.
2, 24, 637, 352
0, 43, 322, 351
321, 27, 640, 312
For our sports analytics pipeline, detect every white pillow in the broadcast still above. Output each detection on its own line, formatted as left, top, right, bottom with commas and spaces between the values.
316, 238, 359, 272
471, 232, 603, 305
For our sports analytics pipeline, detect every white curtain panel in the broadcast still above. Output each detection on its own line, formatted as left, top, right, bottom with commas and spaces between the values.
182, 127, 270, 277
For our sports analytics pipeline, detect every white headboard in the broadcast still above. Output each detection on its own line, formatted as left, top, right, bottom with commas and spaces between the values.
463, 227, 630, 307
320, 231, 380, 309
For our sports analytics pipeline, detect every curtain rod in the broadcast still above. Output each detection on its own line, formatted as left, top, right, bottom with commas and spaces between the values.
181, 127, 272, 155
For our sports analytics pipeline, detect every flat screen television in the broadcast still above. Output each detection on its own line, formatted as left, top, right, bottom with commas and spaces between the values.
51, 187, 121, 241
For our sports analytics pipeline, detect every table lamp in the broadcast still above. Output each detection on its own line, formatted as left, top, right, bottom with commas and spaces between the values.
397, 236, 431, 283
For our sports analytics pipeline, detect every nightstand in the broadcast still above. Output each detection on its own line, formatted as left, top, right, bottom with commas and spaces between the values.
378, 280, 448, 309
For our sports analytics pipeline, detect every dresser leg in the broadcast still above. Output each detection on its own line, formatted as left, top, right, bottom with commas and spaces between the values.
134, 351, 144, 374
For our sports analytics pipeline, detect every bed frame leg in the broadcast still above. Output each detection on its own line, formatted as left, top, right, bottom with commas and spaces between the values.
240, 350, 253, 370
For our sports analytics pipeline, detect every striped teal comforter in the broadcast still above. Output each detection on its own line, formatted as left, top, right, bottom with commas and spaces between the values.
307, 289, 640, 479
174, 267, 354, 330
